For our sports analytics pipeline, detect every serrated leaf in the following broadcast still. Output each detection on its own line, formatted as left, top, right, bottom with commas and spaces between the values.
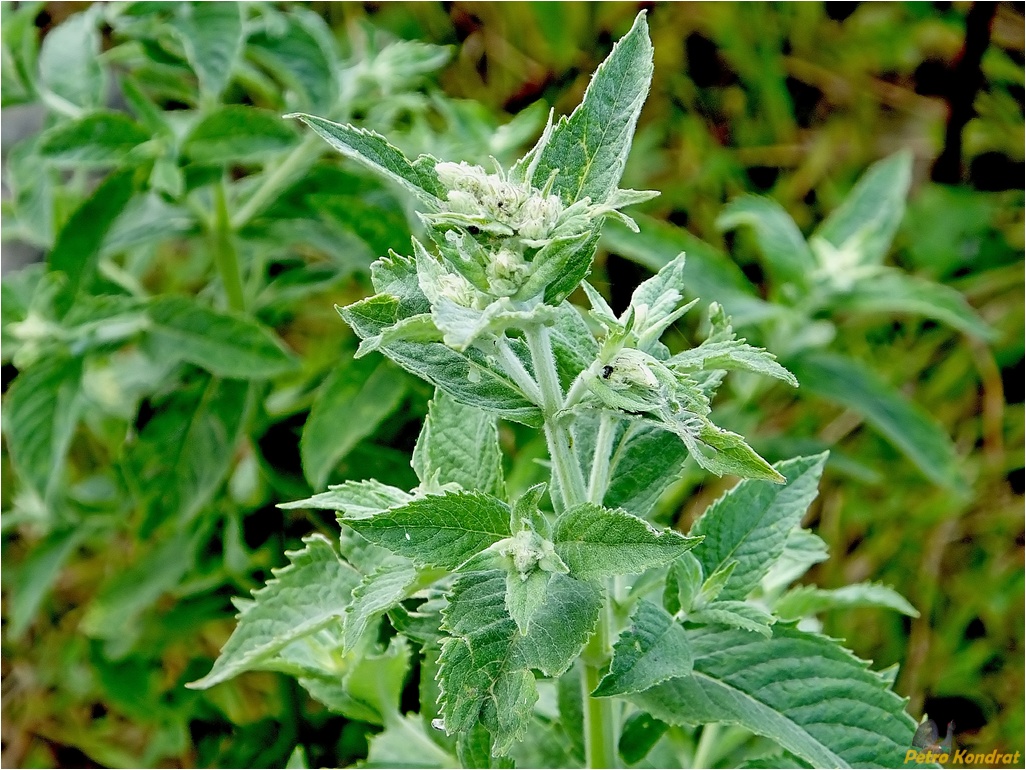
543, 230, 601, 306
343, 558, 418, 649
340, 294, 541, 426
413, 389, 505, 497
289, 114, 442, 200
513, 231, 593, 302
532, 12, 653, 205
188, 534, 360, 689
786, 352, 961, 488
38, 111, 150, 167
38, 9, 105, 111
681, 421, 784, 483
438, 571, 601, 756
688, 600, 774, 637
594, 600, 693, 697
2, 354, 82, 501
775, 582, 919, 621
169, 2, 243, 102
301, 354, 406, 488
831, 269, 994, 340
553, 503, 701, 580
813, 151, 912, 268
671, 339, 798, 387
147, 295, 296, 378
183, 106, 297, 163
630, 624, 916, 768
342, 491, 511, 569
279, 479, 412, 516
716, 195, 816, 287
691, 454, 828, 602
48, 169, 135, 313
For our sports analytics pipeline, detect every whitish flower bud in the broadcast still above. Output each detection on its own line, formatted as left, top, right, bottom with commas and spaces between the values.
515, 193, 564, 240
486, 247, 529, 296
435, 161, 490, 191
437, 272, 477, 307
606, 347, 662, 390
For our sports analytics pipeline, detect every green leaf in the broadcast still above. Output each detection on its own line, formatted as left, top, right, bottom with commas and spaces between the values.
553, 503, 701, 580
288, 114, 442, 200
7, 528, 83, 639
38, 111, 150, 167
672, 338, 797, 386
412, 389, 505, 497
532, 12, 653, 205
682, 421, 784, 483
602, 422, 689, 518
775, 582, 919, 621
248, 8, 339, 113
188, 534, 361, 689
618, 712, 670, 765
279, 479, 412, 516
48, 169, 135, 313
80, 529, 197, 653
38, 9, 105, 111
716, 196, 816, 288
812, 151, 913, 268
786, 352, 961, 488
505, 568, 552, 636
340, 294, 541, 426
365, 713, 456, 768
2, 354, 82, 501
687, 600, 774, 637
762, 528, 830, 594
594, 600, 693, 697
147, 295, 296, 379
183, 106, 297, 164
342, 491, 512, 569
630, 624, 916, 768
690, 454, 828, 601
300, 635, 411, 725
831, 269, 994, 340
169, 2, 244, 102
301, 354, 407, 488
343, 558, 419, 649
438, 571, 601, 756
128, 377, 251, 533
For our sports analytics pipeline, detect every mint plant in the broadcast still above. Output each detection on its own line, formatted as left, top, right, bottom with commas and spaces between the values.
191, 14, 921, 768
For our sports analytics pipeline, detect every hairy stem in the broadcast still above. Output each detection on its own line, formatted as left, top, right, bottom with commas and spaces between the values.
526, 324, 617, 768
587, 412, 617, 504
213, 178, 246, 312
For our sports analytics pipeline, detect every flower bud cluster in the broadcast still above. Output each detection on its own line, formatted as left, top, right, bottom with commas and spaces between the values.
434, 161, 564, 243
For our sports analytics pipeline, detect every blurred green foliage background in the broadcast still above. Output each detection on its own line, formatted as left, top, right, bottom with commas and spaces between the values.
1, 2, 1023, 767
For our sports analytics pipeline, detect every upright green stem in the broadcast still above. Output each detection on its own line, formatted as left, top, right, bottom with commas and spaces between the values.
232, 134, 323, 230
587, 413, 617, 504
525, 324, 617, 769
213, 178, 246, 313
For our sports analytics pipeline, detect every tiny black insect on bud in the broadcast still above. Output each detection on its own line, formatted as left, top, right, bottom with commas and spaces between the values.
467, 225, 481, 235
601, 365, 614, 379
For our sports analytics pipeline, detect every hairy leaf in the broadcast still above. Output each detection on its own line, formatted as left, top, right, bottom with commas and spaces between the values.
775, 582, 919, 620
553, 503, 701, 580
188, 534, 360, 689
690, 454, 828, 601
630, 624, 916, 768
413, 389, 505, 497
532, 12, 653, 205
342, 491, 511, 569
279, 479, 412, 516
594, 600, 693, 696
